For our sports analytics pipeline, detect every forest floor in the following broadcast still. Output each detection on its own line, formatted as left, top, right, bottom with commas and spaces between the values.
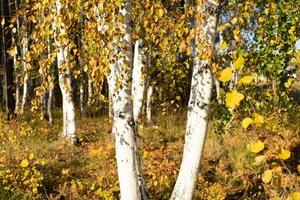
0, 105, 299, 200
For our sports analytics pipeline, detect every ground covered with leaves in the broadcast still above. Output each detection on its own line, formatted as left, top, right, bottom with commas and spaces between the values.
0, 109, 299, 200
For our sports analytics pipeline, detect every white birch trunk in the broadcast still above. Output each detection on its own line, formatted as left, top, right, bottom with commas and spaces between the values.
21, 34, 28, 113
132, 39, 146, 122
54, 0, 77, 143
87, 71, 93, 106
145, 85, 153, 124
107, 1, 141, 199
170, 0, 219, 199
80, 79, 84, 114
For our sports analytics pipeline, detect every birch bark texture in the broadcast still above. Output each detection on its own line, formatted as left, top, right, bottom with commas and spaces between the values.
132, 39, 147, 122
108, 1, 141, 199
54, 0, 77, 143
170, 0, 219, 199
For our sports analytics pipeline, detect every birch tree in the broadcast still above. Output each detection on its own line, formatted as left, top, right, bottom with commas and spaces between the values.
54, 0, 77, 143
171, 0, 219, 199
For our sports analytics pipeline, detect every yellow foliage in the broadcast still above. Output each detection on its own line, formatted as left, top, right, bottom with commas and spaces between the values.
248, 140, 265, 153
233, 56, 245, 70
253, 113, 264, 125
220, 42, 227, 51
225, 91, 244, 109
277, 148, 291, 160
20, 159, 29, 168
242, 118, 253, 129
262, 169, 273, 183
219, 67, 233, 82
238, 75, 254, 84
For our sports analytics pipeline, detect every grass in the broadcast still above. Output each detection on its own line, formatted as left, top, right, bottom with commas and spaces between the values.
0, 108, 299, 199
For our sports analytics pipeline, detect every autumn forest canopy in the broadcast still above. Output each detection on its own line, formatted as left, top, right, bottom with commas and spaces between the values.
0, 0, 299, 199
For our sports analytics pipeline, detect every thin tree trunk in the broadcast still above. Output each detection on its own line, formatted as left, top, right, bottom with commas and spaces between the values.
21, 33, 29, 113
145, 85, 153, 125
170, 0, 219, 199
54, 0, 77, 143
132, 39, 147, 122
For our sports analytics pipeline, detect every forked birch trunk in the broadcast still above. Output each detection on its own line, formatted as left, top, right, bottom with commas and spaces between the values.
170, 0, 219, 199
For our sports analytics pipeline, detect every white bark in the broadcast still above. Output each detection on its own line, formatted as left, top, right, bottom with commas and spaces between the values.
145, 85, 153, 124
170, 0, 219, 199
54, 0, 77, 143
108, 1, 142, 199
80, 79, 84, 114
132, 39, 147, 122
87, 71, 93, 106
21, 34, 28, 113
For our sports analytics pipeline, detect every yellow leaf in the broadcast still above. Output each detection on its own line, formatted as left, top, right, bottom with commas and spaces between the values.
258, 17, 265, 23
12, 27, 16, 33
84, 65, 88, 72
292, 192, 300, 200
157, 8, 164, 18
233, 56, 245, 70
29, 153, 34, 160
242, 118, 253, 129
238, 75, 254, 84
219, 67, 233, 82
272, 166, 282, 174
20, 159, 29, 168
220, 42, 227, 51
254, 155, 266, 165
288, 26, 295, 35
253, 113, 264, 125
225, 91, 244, 109
1, 18, 5, 25
297, 165, 300, 174
249, 140, 265, 153
284, 78, 293, 88
278, 148, 291, 160
262, 169, 272, 183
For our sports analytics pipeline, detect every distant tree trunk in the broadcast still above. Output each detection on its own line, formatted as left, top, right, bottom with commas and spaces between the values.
79, 79, 84, 114
54, 0, 77, 143
2, 0, 16, 120
145, 84, 153, 124
21, 32, 29, 113
87, 71, 93, 106
170, 0, 219, 199
0, 1, 7, 112
132, 39, 147, 122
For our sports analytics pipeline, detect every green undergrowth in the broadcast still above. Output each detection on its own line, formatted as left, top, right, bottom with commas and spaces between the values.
0, 108, 299, 199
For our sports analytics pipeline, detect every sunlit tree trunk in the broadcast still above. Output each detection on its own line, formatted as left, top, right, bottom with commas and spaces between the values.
87, 70, 93, 106
132, 39, 147, 122
171, 0, 219, 199
21, 32, 29, 113
107, 1, 145, 199
145, 84, 153, 124
54, 0, 77, 143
